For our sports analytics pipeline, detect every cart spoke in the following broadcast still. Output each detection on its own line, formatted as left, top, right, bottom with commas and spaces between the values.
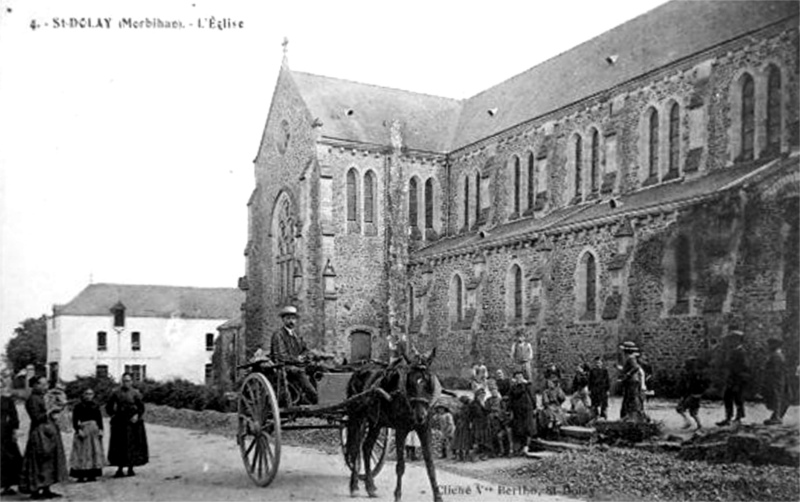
244, 435, 257, 458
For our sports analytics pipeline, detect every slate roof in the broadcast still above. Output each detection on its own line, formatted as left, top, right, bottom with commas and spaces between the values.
288, 1, 796, 153
413, 154, 799, 259
450, 0, 797, 149
291, 71, 461, 153
56, 283, 244, 320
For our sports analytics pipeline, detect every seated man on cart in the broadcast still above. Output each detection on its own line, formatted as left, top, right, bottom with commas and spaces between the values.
268, 305, 319, 405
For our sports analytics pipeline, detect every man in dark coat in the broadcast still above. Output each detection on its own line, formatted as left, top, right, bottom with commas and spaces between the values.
20, 376, 68, 499
1, 377, 23, 495
494, 369, 511, 398
588, 356, 610, 419
268, 305, 318, 404
507, 371, 536, 455
716, 330, 750, 426
107, 373, 149, 477
763, 338, 788, 425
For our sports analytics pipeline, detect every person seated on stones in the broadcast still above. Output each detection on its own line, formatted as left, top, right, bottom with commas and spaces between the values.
537, 376, 567, 438
267, 305, 318, 405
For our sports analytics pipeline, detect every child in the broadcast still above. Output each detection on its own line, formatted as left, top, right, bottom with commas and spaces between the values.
676, 356, 707, 430
469, 388, 491, 460
485, 386, 511, 457
431, 405, 455, 459
452, 396, 473, 461
508, 371, 536, 455
570, 362, 591, 412
588, 356, 610, 419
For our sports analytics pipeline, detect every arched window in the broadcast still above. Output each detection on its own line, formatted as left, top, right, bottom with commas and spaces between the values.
590, 129, 600, 193
452, 275, 464, 323
424, 178, 434, 230
577, 251, 597, 320
527, 152, 535, 211
766, 65, 782, 154
346, 169, 357, 222
514, 156, 521, 215
513, 265, 523, 320
475, 172, 481, 223
676, 235, 691, 306
409, 178, 418, 228
463, 177, 470, 229
585, 254, 596, 317
741, 73, 755, 160
275, 195, 295, 303
668, 103, 680, 174
648, 108, 659, 178
364, 170, 375, 224
574, 135, 583, 198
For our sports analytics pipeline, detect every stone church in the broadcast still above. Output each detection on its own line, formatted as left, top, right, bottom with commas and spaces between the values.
241, 0, 799, 391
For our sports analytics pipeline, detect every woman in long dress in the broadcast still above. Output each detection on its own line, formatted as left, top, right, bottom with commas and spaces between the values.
1, 378, 23, 496
107, 373, 149, 477
70, 388, 105, 482
20, 376, 68, 499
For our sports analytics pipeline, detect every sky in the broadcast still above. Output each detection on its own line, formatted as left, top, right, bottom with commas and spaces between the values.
0, 0, 670, 354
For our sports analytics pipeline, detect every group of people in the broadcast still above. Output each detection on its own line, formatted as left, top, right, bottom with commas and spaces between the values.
1, 372, 149, 499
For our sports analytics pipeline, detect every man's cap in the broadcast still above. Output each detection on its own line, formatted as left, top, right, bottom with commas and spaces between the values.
279, 305, 298, 317
729, 329, 744, 337
619, 340, 639, 352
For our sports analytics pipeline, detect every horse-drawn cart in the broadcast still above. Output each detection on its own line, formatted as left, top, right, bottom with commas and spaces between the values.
235, 359, 389, 487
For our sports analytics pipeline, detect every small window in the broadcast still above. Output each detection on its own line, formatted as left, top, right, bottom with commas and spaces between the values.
97, 331, 107, 351
463, 177, 470, 229
124, 364, 146, 383
347, 168, 358, 222
741, 73, 755, 160
364, 170, 375, 224
409, 178, 419, 228
590, 129, 600, 192
474, 173, 481, 222
513, 156, 521, 214
648, 108, 659, 178
96, 365, 109, 379
131, 331, 141, 351
527, 152, 535, 211
425, 178, 434, 230
574, 135, 583, 198
205, 364, 213, 385
668, 103, 680, 174
766, 65, 782, 153
513, 265, 523, 320
206, 333, 215, 352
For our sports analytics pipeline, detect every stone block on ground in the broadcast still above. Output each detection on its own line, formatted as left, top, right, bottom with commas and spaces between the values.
560, 425, 596, 440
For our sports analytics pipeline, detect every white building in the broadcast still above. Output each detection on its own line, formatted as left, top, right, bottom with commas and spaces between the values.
47, 283, 244, 384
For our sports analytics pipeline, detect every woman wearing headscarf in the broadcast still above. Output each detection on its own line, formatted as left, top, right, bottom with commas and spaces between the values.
70, 388, 106, 482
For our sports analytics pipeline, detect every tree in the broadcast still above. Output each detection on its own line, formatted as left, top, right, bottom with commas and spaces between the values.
5, 316, 47, 373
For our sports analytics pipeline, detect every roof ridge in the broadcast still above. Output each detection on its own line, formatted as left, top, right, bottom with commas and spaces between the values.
291, 70, 462, 104
89, 282, 239, 291
461, 1, 672, 103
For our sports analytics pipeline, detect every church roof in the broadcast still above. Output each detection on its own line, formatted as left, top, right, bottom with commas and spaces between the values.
288, 1, 796, 153
450, 0, 797, 149
292, 71, 461, 153
55, 283, 244, 320
414, 154, 800, 259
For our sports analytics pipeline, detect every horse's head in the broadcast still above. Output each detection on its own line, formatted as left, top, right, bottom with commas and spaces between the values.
405, 348, 438, 427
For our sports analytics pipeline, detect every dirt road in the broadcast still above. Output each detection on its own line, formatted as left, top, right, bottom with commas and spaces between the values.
6, 412, 573, 502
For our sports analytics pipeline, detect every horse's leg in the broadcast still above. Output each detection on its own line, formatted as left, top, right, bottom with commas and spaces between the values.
394, 428, 408, 502
346, 420, 361, 496
362, 421, 382, 498
417, 425, 442, 502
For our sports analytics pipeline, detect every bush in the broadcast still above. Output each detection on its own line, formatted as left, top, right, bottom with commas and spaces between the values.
136, 378, 233, 413
64, 375, 117, 407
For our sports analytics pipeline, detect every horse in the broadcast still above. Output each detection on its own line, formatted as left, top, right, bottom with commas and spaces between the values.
345, 348, 442, 502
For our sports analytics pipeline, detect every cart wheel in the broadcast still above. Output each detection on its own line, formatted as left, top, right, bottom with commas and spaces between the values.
237, 372, 281, 487
340, 424, 389, 480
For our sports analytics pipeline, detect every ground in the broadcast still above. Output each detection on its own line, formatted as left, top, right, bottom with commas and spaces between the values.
6, 403, 571, 502
4, 397, 798, 501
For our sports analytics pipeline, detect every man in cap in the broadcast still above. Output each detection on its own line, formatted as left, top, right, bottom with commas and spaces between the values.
269, 305, 317, 404
716, 329, 749, 426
